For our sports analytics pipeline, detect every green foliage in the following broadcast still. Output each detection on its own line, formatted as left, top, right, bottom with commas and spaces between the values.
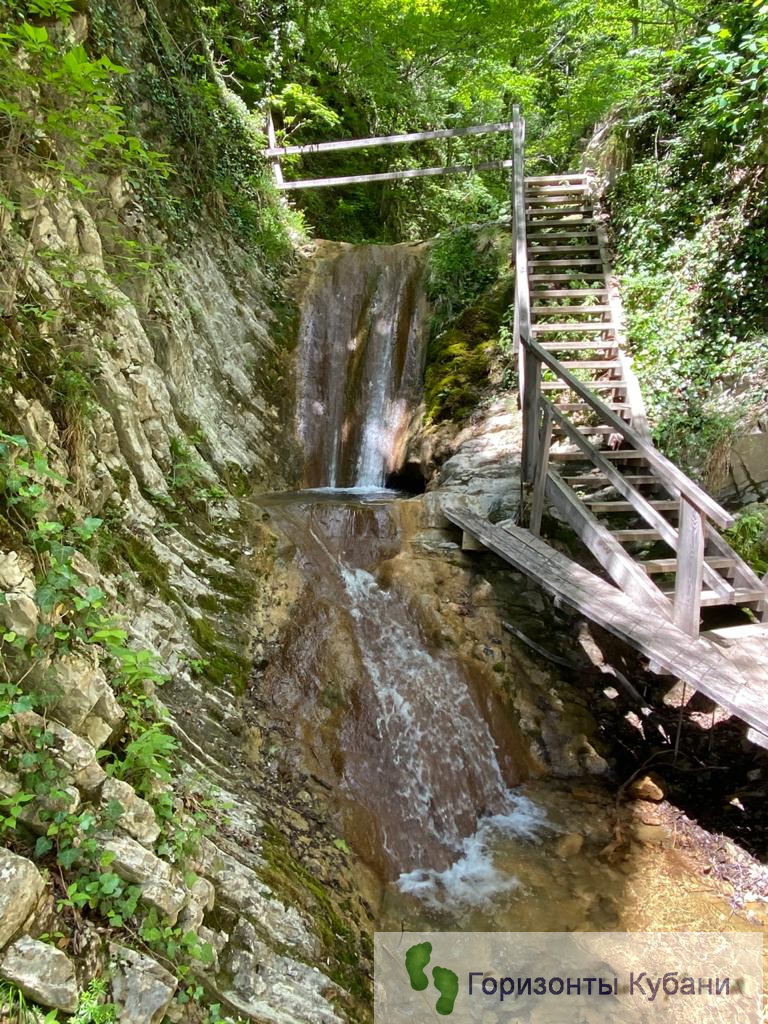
0, 982, 59, 1023
608, 0, 768, 481
111, 723, 176, 796
70, 979, 116, 1024
423, 228, 511, 424
725, 505, 768, 575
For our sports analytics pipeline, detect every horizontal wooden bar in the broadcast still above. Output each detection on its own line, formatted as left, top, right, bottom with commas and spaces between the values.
278, 158, 514, 190
263, 120, 514, 157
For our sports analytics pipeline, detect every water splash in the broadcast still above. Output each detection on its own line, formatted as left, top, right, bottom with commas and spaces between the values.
397, 795, 551, 910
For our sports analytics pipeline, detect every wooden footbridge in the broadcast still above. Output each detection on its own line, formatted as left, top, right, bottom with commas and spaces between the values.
447, 108, 768, 747
266, 106, 768, 746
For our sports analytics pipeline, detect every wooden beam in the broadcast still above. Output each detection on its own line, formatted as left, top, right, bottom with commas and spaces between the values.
278, 159, 514, 190
443, 507, 768, 739
527, 336, 734, 529
545, 469, 672, 613
262, 119, 515, 157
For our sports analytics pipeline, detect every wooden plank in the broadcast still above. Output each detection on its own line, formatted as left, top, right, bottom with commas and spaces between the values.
541, 381, 627, 391
529, 258, 605, 268
531, 289, 608, 297
552, 450, 648, 461
527, 336, 735, 529
667, 587, 765, 608
529, 244, 602, 254
528, 231, 599, 241
530, 273, 606, 282
530, 404, 552, 535
278, 158, 514, 190
612, 528, 664, 541
525, 174, 586, 183
263, 119, 515, 157
585, 500, 679, 512
643, 556, 735, 574
564, 474, 658, 485
540, 341, 618, 351
545, 469, 671, 611
526, 184, 588, 194
532, 306, 611, 316
534, 321, 617, 331
559, 359, 621, 368
443, 508, 768, 738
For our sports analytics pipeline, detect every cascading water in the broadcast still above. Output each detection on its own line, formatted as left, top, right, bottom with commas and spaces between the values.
297, 242, 429, 489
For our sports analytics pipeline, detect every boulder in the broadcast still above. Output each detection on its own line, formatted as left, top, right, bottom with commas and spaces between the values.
1, 712, 98, 775
0, 593, 38, 638
20, 785, 80, 836
0, 849, 46, 950
48, 654, 125, 744
99, 836, 186, 923
0, 935, 78, 1012
110, 944, 176, 1024
100, 778, 160, 847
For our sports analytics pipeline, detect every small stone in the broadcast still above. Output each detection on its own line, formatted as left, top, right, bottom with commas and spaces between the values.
629, 775, 665, 802
110, 944, 177, 1024
0, 935, 78, 1012
555, 832, 584, 858
100, 778, 160, 847
0, 849, 46, 949
0, 593, 38, 638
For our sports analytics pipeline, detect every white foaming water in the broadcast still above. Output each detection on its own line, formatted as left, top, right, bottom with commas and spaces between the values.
397, 794, 551, 910
339, 563, 551, 895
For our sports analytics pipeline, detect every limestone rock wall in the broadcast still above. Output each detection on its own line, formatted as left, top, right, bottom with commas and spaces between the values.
0, 114, 368, 1024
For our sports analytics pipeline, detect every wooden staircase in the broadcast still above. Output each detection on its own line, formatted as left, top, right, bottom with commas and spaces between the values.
512, 115, 768, 638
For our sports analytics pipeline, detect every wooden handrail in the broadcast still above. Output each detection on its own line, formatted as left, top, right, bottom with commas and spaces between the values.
527, 337, 734, 529
263, 119, 516, 157
511, 106, 539, 486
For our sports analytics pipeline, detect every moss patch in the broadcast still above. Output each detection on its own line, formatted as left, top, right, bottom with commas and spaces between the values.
424, 285, 509, 424
260, 824, 373, 1020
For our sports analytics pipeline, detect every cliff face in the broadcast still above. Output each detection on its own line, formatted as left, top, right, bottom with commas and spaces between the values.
0, 7, 375, 1022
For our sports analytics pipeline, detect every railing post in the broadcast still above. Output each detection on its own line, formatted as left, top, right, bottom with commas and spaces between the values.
266, 108, 284, 188
530, 401, 552, 536
674, 497, 705, 636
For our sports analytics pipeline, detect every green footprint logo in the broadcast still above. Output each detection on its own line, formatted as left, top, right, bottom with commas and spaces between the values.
405, 943, 459, 1016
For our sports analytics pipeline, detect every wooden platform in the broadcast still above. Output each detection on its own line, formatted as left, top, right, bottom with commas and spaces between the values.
445, 506, 768, 748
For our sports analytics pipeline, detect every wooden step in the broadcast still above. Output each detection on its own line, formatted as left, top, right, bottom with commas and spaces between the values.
529, 244, 602, 254
526, 185, 588, 195
660, 587, 765, 607
642, 556, 737, 575
529, 258, 604, 268
586, 499, 679, 512
554, 424, 631, 436
529, 273, 605, 282
527, 231, 599, 241
531, 289, 608, 298
558, 359, 621, 369
528, 174, 585, 184
542, 380, 628, 391
526, 196, 592, 206
540, 341, 618, 351
525, 174, 586, 184
556, 402, 631, 411
562, 474, 658, 486
532, 306, 611, 315
552, 450, 648, 462
527, 207, 593, 217
612, 529, 664, 542
533, 321, 616, 332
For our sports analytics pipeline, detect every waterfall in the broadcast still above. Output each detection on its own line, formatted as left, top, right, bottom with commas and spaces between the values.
297, 242, 428, 489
